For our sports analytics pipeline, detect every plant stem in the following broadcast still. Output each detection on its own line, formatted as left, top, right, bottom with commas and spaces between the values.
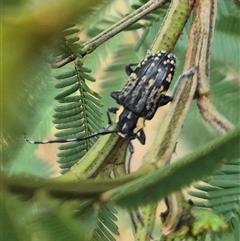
151, 0, 194, 52
184, 0, 234, 133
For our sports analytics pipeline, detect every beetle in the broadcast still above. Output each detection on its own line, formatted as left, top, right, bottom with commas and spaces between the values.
109, 50, 176, 145
25, 51, 177, 154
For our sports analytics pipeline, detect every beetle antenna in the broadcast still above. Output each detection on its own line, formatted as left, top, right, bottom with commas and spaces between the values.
24, 129, 116, 144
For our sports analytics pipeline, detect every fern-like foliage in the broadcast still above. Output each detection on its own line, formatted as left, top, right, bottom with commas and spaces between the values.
84, 0, 127, 38
188, 158, 240, 241
51, 25, 103, 174
51, 23, 122, 241
93, 205, 119, 241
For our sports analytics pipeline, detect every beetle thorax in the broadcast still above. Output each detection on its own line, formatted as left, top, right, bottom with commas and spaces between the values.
116, 107, 145, 140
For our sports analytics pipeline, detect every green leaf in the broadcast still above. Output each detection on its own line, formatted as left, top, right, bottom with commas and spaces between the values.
100, 126, 240, 208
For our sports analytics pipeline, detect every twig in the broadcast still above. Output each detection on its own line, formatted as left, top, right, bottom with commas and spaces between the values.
82, 0, 170, 54
51, 0, 170, 68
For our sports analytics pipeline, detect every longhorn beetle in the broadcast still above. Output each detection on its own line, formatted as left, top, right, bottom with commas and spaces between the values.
25, 51, 195, 164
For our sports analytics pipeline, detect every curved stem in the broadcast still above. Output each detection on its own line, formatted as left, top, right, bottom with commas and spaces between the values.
184, 0, 233, 133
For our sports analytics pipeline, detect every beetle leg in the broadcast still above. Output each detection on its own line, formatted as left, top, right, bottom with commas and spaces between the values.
106, 108, 118, 126
157, 67, 196, 108
125, 63, 138, 76
126, 141, 134, 174
171, 67, 197, 98
108, 107, 118, 114
110, 91, 120, 100
158, 95, 173, 107
125, 50, 152, 76
137, 129, 146, 145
